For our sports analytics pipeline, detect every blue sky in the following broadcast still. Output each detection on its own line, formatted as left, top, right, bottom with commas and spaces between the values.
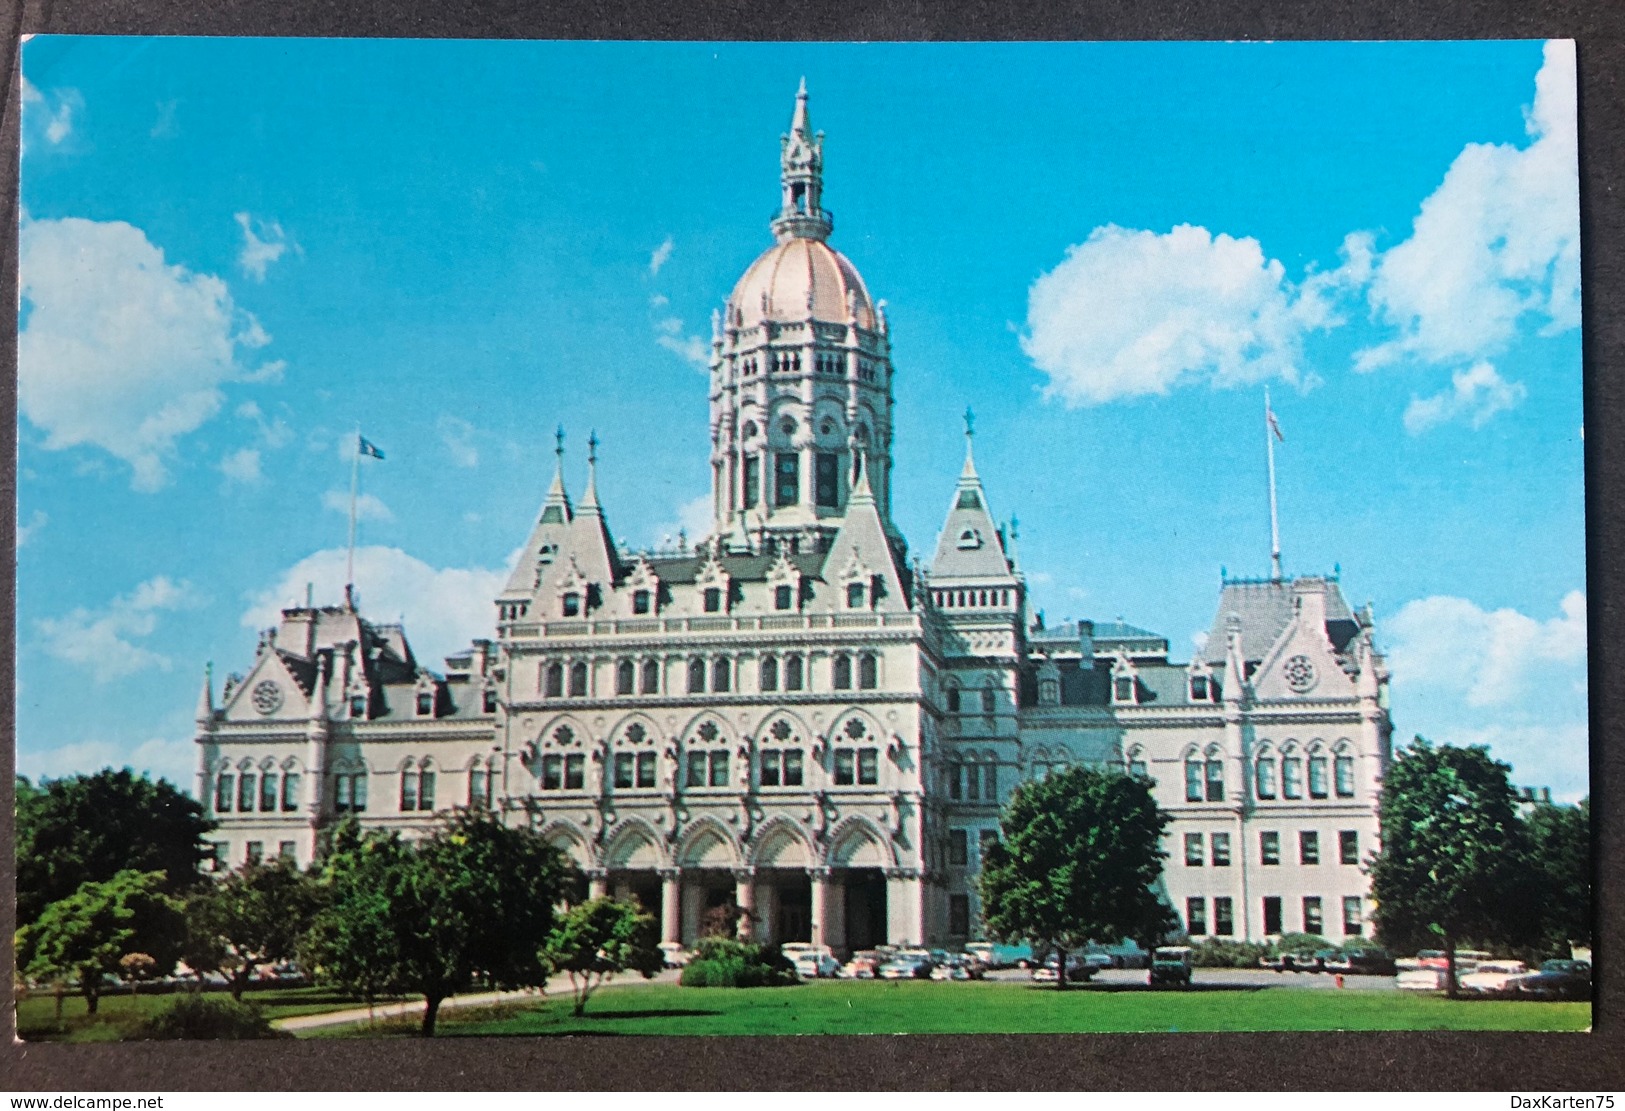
16, 39, 1587, 798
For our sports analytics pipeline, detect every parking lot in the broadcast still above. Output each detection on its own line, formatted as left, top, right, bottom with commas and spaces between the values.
978, 966, 1400, 990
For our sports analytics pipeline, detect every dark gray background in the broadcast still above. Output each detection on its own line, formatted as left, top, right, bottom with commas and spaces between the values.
1, 0, 1620, 1091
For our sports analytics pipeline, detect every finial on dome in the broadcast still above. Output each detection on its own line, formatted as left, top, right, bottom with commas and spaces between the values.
773, 80, 832, 243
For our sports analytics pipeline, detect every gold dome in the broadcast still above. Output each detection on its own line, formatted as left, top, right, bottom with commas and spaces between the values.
728, 237, 878, 331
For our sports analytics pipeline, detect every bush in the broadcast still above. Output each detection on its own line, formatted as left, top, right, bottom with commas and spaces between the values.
679, 938, 797, 988
1271, 933, 1332, 955
135, 993, 289, 1040
1191, 939, 1271, 968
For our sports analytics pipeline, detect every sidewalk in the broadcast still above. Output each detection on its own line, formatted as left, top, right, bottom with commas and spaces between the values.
273, 968, 681, 1033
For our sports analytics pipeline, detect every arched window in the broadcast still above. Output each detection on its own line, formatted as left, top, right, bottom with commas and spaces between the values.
759, 718, 805, 788
468, 760, 494, 808
1308, 749, 1329, 798
1204, 749, 1225, 802
833, 655, 853, 690
688, 658, 707, 694
215, 771, 235, 813
760, 655, 779, 692
983, 756, 998, 799
641, 659, 660, 694
238, 770, 256, 812
616, 660, 635, 695
1255, 752, 1278, 799
981, 688, 996, 715
1126, 747, 1148, 780
1184, 755, 1204, 802
784, 654, 804, 692
858, 653, 878, 690
948, 759, 964, 799
1282, 748, 1305, 799
946, 686, 961, 713
832, 718, 880, 787
712, 658, 731, 692
569, 662, 588, 697
545, 662, 564, 698
280, 770, 300, 812
1334, 744, 1356, 798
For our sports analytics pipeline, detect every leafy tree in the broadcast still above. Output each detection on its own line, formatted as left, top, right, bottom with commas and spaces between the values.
17, 870, 185, 1014
186, 859, 324, 1000
1524, 797, 1590, 957
16, 769, 215, 928
118, 952, 158, 998
304, 811, 583, 1035
979, 766, 1174, 990
542, 897, 664, 1015
1369, 738, 1535, 997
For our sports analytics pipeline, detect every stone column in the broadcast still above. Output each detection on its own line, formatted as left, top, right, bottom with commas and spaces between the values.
587, 869, 609, 900
809, 866, 832, 949
733, 867, 757, 940
659, 867, 682, 945
886, 867, 924, 948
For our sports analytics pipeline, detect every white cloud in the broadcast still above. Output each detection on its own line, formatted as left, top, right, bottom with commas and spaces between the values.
218, 447, 263, 485
16, 736, 200, 794
1386, 589, 1588, 799
1402, 361, 1528, 434
17, 510, 48, 547
649, 236, 675, 277
235, 400, 293, 448
19, 217, 279, 491
438, 414, 480, 468
323, 489, 393, 522
242, 546, 507, 667
21, 78, 79, 151
1358, 40, 1579, 372
151, 99, 179, 139
234, 212, 292, 281
654, 314, 710, 369
36, 576, 200, 683
651, 493, 713, 548
1021, 224, 1351, 406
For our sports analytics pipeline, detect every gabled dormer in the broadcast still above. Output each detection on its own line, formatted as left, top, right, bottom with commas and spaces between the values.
765, 548, 803, 612
1251, 578, 1358, 702
555, 557, 591, 619
623, 555, 662, 617
1110, 652, 1140, 706
694, 548, 733, 614
220, 644, 308, 723
821, 456, 910, 613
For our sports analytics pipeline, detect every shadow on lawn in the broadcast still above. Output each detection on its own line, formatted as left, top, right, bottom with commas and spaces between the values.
1024, 983, 1268, 994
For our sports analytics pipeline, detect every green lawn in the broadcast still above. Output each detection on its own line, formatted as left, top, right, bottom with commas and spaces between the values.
14, 985, 383, 1042
309, 980, 1592, 1037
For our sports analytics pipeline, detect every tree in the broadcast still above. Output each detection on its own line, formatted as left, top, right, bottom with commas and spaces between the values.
16, 870, 185, 1014
16, 769, 215, 928
1369, 738, 1535, 997
979, 766, 1174, 990
1524, 797, 1590, 957
542, 897, 664, 1015
304, 811, 584, 1035
119, 952, 159, 999
186, 859, 324, 1000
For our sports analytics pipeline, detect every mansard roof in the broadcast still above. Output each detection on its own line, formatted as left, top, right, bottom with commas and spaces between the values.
1202, 575, 1360, 666
637, 549, 827, 585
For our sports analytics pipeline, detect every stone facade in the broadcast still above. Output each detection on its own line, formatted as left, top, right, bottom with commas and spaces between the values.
194, 83, 1393, 951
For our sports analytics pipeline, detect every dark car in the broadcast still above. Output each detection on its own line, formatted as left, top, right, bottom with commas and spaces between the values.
1333, 947, 1397, 976
1512, 959, 1591, 1000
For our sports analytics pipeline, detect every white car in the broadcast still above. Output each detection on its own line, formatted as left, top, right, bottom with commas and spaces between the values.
793, 952, 842, 979
1396, 967, 1450, 991
1459, 961, 1528, 994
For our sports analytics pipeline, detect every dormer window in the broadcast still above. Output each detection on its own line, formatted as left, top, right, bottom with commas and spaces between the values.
1114, 676, 1135, 703
775, 584, 794, 611
416, 690, 434, 716
957, 527, 982, 549
633, 590, 651, 615
704, 587, 722, 613
482, 687, 497, 713
562, 592, 581, 617
1190, 675, 1209, 701
351, 694, 366, 718
537, 544, 557, 565
846, 582, 866, 609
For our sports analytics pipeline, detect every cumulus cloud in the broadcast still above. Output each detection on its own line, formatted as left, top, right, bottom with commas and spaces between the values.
21, 78, 80, 151
235, 400, 293, 448
1021, 224, 1355, 405
1386, 590, 1588, 798
234, 212, 293, 281
218, 447, 263, 485
322, 489, 393, 522
655, 315, 710, 369
649, 236, 675, 277
438, 414, 479, 468
652, 493, 713, 548
17, 509, 48, 548
242, 546, 508, 667
19, 217, 282, 491
36, 576, 201, 682
16, 736, 200, 794
1402, 361, 1527, 434
1358, 40, 1579, 372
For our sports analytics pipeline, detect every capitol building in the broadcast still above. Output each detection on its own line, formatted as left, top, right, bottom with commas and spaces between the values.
194, 83, 1394, 951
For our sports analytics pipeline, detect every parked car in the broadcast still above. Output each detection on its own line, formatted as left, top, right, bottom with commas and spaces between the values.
929, 956, 981, 981
1325, 947, 1396, 976
964, 942, 1035, 969
1259, 952, 1290, 972
879, 953, 933, 980
1031, 953, 1095, 983
840, 950, 883, 979
1459, 960, 1529, 994
1396, 967, 1452, 991
1509, 959, 1591, 1000
793, 952, 842, 979
1080, 949, 1115, 973
1149, 946, 1194, 987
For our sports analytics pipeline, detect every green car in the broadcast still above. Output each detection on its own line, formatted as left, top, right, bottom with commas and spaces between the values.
1149, 945, 1194, 987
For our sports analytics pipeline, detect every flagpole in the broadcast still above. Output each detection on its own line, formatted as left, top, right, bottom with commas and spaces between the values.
1266, 388, 1282, 581
345, 424, 361, 608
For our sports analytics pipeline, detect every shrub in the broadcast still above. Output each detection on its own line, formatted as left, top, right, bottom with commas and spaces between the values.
135, 993, 289, 1040
1191, 939, 1271, 968
679, 938, 797, 988
1271, 933, 1332, 955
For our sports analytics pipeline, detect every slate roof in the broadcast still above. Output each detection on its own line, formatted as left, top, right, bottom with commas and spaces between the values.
1202, 576, 1360, 666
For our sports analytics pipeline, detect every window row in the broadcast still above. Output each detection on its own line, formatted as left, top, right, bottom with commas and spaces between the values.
1186, 895, 1364, 938
543, 652, 880, 699
1257, 829, 1362, 866
944, 687, 999, 714
947, 828, 1001, 868
214, 770, 301, 814
1184, 751, 1358, 803
534, 745, 882, 792
212, 840, 298, 870
933, 588, 1014, 610
946, 760, 999, 802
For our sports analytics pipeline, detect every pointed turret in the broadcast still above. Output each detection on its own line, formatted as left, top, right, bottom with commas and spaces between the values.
930, 409, 1015, 580
823, 447, 910, 612
772, 79, 832, 243
194, 663, 214, 726
498, 426, 580, 603
541, 425, 573, 527
567, 430, 620, 587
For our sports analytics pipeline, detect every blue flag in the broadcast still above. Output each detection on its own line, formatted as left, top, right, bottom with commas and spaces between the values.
358, 435, 385, 460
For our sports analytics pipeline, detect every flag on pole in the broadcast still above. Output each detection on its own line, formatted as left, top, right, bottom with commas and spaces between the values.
1266, 405, 1284, 443
358, 435, 386, 460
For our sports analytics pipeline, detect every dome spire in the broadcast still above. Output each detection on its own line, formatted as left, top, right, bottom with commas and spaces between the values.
772, 79, 832, 243
540, 424, 573, 525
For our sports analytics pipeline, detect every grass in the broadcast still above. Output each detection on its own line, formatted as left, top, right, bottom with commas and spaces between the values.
14, 985, 383, 1042
307, 980, 1591, 1037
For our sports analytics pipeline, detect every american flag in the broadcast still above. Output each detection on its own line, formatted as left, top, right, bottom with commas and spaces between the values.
1266, 406, 1284, 443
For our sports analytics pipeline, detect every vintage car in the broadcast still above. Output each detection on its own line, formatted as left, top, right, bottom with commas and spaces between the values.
1149, 946, 1194, 987
1459, 960, 1529, 994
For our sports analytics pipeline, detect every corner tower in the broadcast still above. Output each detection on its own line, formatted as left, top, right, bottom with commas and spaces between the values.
710, 80, 897, 554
